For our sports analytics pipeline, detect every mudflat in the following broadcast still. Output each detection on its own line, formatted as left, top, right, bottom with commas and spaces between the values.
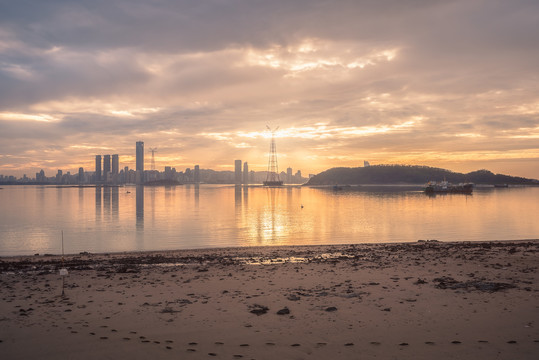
1, 240, 538, 359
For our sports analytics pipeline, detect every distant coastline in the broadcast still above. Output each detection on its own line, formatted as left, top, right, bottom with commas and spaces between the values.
306, 165, 539, 186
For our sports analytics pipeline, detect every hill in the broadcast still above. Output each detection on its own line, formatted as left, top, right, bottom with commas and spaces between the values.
305, 165, 538, 185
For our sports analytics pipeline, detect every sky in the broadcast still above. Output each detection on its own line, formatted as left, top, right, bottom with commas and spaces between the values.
1, 0, 538, 179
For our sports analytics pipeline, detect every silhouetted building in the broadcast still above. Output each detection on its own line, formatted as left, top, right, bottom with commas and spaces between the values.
194, 165, 200, 183
287, 167, 292, 184
136, 141, 144, 184
95, 155, 102, 183
235, 160, 242, 185
103, 155, 111, 175
164, 166, 172, 180
36, 169, 45, 182
243, 162, 249, 185
78, 167, 84, 183
56, 170, 63, 184
112, 154, 119, 175
103, 155, 111, 183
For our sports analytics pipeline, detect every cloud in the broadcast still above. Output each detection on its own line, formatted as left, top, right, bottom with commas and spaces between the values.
1, 0, 539, 178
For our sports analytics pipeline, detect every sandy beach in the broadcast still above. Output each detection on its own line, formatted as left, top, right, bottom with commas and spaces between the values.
1, 240, 538, 359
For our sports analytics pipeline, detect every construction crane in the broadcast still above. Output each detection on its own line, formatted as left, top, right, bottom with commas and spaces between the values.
148, 148, 157, 171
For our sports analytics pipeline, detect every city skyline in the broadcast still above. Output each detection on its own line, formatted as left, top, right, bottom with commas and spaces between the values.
1, 1, 538, 179
0, 140, 308, 185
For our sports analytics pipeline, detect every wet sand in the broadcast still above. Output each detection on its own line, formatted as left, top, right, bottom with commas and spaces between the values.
1, 240, 538, 359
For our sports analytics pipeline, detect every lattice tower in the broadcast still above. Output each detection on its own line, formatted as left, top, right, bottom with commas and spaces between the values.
265, 126, 281, 182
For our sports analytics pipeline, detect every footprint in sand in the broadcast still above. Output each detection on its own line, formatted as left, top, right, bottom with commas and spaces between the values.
451, 341, 461, 344
188, 342, 198, 346
425, 341, 435, 345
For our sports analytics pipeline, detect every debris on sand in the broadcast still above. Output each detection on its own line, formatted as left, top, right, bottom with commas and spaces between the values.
249, 304, 269, 316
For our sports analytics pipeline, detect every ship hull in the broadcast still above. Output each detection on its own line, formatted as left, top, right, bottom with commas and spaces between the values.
425, 182, 473, 194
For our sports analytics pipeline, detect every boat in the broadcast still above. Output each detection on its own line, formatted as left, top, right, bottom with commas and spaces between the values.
424, 180, 474, 194
494, 184, 509, 188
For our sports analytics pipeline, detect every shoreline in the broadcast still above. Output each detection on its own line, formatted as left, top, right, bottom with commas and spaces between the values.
2, 238, 538, 262
1, 240, 538, 359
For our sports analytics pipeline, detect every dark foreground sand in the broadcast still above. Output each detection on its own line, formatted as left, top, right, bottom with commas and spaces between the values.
1, 240, 538, 359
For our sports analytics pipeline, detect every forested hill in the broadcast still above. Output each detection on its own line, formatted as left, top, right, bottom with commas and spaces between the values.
305, 165, 538, 185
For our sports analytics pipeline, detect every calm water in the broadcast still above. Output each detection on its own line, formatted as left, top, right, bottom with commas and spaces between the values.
0, 185, 538, 256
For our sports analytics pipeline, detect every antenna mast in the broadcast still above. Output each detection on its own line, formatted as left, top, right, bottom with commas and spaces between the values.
263, 126, 283, 186
148, 148, 157, 171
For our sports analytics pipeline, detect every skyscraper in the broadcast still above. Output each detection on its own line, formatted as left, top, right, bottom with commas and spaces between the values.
287, 167, 292, 184
194, 165, 200, 183
136, 141, 144, 184
78, 167, 84, 184
103, 155, 111, 182
112, 154, 119, 175
235, 160, 242, 185
95, 155, 102, 183
243, 162, 249, 185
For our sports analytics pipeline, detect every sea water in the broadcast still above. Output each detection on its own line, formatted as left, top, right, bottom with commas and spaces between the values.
0, 184, 537, 256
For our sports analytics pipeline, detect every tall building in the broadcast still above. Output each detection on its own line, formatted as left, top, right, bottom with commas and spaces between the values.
243, 162, 249, 185
286, 167, 292, 184
235, 160, 242, 185
95, 155, 102, 183
112, 154, 119, 175
103, 155, 111, 182
36, 169, 45, 182
78, 167, 84, 183
194, 165, 200, 183
164, 166, 172, 180
136, 141, 144, 184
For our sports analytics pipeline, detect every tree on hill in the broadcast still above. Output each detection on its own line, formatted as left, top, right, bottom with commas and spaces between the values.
305, 165, 537, 185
